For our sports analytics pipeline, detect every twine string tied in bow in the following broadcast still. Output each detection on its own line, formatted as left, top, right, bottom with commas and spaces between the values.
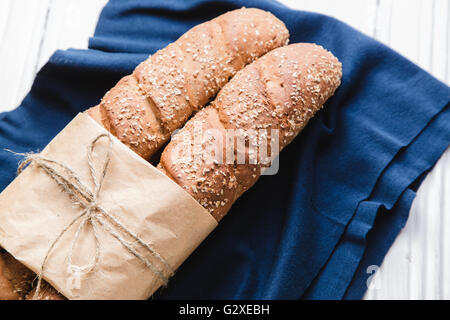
10, 134, 174, 299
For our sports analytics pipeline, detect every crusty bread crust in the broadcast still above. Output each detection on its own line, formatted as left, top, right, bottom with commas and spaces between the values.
87, 8, 289, 160
0, 251, 34, 299
158, 43, 342, 221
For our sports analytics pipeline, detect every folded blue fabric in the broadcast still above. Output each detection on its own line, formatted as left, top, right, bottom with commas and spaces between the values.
0, 0, 449, 299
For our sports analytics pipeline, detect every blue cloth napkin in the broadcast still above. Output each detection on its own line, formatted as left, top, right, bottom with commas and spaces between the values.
0, 0, 449, 299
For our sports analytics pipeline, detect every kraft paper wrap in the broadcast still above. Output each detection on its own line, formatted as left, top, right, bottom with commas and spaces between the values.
0, 113, 218, 300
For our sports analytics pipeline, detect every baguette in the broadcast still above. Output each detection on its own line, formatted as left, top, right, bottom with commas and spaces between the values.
0, 8, 288, 300
158, 43, 342, 221
86, 8, 289, 160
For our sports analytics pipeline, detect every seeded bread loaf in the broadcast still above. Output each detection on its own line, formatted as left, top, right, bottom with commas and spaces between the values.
158, 43, 342, 221
0, 251, 34, 299
0, 8, 289, 301
0, 250, 62, 300
86, 7, 289, 160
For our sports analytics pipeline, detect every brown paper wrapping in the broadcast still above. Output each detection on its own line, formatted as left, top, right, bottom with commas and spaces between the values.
0, 113, 217, 300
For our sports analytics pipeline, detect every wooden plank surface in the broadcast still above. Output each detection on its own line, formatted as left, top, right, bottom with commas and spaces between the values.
0, 0, 449, 299
0, 0, 50, 110
0, 0, 107, 111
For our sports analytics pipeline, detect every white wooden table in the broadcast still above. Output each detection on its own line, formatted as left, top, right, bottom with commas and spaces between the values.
0, 0, 449, 300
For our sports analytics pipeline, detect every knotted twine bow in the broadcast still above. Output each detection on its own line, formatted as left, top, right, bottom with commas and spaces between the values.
12, 134, 174, 299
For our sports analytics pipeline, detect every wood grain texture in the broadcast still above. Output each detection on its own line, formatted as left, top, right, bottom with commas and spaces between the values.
0, 0, 107, 110
0, 0, 50, 110
0, 0, 448, 300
